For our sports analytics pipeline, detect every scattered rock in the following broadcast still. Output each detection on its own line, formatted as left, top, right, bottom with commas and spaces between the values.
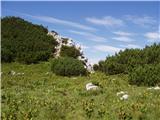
48, 31, 94, 73
86, 82, 99, 91
17, 73, 21, 75
147, 86, 160, 90
154, 86, 160, 90
117, 91, 129, 100
120, 94, 129, 100
116, 91, 127, 96
8, 71, 24, 76
17, 72, 25, 75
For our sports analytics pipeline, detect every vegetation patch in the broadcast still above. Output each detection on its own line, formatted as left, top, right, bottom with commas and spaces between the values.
1, 62, 160, 120
129, 64, 160, 86
94, 43, 160, 86
51, 57, 87, 76
1, 16, 58, 64
60, 45, 81, 59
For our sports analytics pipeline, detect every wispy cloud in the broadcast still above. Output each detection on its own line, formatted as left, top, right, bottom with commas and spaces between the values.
120, 44, 142, 49
125, 15, 156, 27
113, 31, 135, 36
144, 32, 160, 42
112, 36, 134, 42
69, 30, 107, 42
15, 12, 96, 31
86, 16, 124, 27
94, 45, 123, 54
89, 58, 101, 65
81, 45, 90, 50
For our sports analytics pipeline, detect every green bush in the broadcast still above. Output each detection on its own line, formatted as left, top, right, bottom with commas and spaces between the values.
97, 57, 125, 75
51, 57, 87, 76
104, 62, 125, 75
129, 64, 160, 86
60, 45, 81, 58
97, 43, 160, 75
1, 16, 58, 64
93, 64, 99, 71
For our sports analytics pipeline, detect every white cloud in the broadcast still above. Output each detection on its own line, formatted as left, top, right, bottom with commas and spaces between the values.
144, 32, 160, 42
19, 13, 96, 31
120, 44, 142, 49
88, 58, 100, 65
81, 45, 89, 49
69, 30, 107, 42
113, 31, 134, 36
112, 36, 134, 42
86, 16, 124, 27
125, 15, 156, 27
94, 45, 123, 54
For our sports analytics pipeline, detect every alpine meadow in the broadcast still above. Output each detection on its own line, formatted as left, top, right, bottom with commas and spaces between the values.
1, 1, 160, 120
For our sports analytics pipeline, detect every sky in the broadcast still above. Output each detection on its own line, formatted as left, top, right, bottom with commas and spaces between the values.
2, 1, 160, 64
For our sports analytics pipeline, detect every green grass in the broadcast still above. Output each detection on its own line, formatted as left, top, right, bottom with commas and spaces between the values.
1, 62, 160, 120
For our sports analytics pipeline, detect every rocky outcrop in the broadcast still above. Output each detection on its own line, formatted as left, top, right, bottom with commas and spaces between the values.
47, 31, 93, 73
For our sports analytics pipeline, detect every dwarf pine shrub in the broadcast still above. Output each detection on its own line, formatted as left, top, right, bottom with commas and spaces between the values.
1, 17, 58, 64
51, 57, 87, 76
129, 64, 160, 86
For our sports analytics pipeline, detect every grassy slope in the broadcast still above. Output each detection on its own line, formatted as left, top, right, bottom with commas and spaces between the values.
1, 62, 160, 120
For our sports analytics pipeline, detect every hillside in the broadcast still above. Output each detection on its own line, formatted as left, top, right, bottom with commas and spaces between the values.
1, 62, 160, 120
1, 16, 160, 120
1, 16, 92, 72
1, 16, 58, 64
94, 43, 160, 86
47, 31, 93, 72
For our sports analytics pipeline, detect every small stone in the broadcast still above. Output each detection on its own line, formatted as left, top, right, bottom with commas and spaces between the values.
120, 94, 129, 100
147, 86, 160, 90
154, 86, 160, 90
116, 91, 127, 96
86, 82, 99, 91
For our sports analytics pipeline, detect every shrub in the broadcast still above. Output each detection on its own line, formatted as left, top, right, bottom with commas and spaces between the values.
60, 45, 81, 58
93, 64, 99, 71
98, 57, 125, 75
129, 64, 160, 86
51, 57, 87, 76
104, 61, 125, 75
1, 16, 58, 64
97, 43, 160, 75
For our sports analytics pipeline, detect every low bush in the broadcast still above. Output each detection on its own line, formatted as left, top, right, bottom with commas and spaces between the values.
104, 62, 125, 75
60, 45, 81, 58
129, 64, 160, 86
1, 16, 58, 64
51, 57, 87, 76
93, 64, 99, 71
95, 43, 160, 76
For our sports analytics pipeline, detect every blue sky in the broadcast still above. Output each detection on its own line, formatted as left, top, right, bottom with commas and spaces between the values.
2, 1, 160, 64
